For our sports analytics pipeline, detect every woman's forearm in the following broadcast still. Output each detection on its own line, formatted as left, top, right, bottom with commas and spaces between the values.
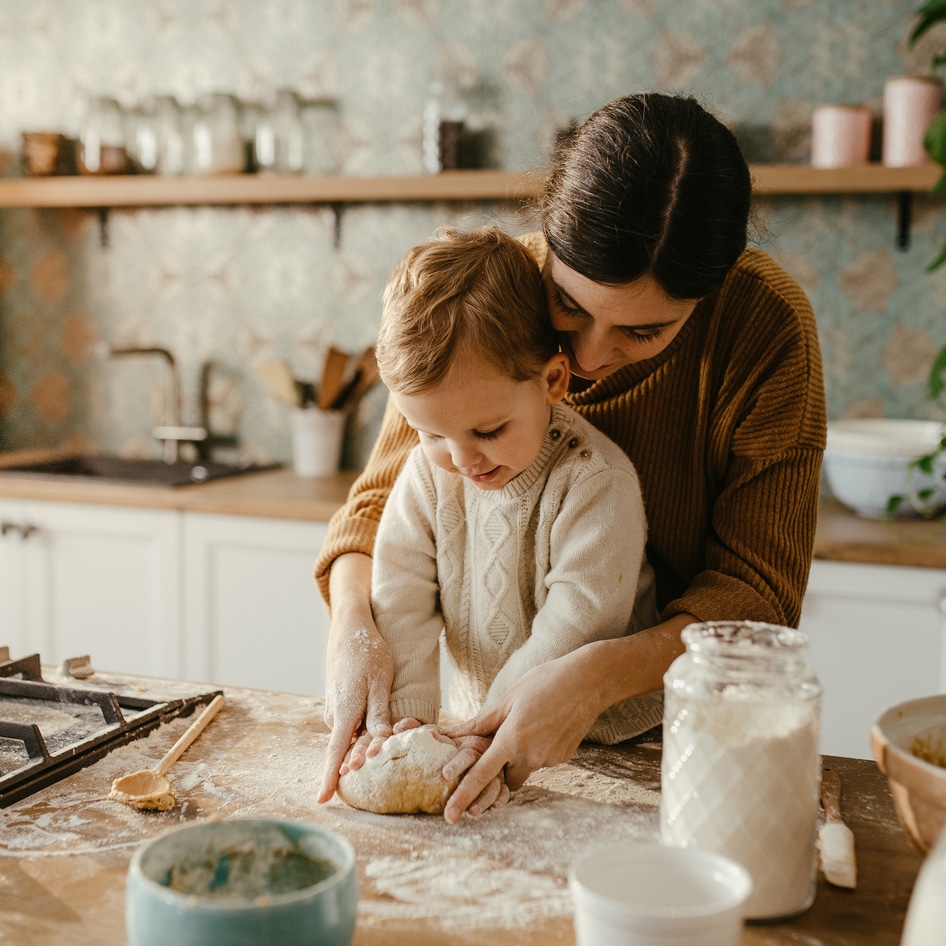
585, 612, 695, 710
327, 552, 374, 625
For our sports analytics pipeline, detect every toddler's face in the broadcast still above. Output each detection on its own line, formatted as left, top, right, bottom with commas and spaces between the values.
392, 358, 564, 491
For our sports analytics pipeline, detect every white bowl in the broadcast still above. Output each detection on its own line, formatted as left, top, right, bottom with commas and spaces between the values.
824, 419, 946, 518
569, 843, 751, 946
871, 694, 946, 852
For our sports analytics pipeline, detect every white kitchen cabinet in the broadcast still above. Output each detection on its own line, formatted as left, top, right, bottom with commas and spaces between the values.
800, 559, 946, 759
0, 498, 182, 677
181, 512, 329, 697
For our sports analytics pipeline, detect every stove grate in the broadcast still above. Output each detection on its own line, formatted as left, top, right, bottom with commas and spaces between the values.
0, 649, 222, 808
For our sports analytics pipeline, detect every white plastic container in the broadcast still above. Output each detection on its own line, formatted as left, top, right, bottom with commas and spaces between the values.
569, 842, 751, 946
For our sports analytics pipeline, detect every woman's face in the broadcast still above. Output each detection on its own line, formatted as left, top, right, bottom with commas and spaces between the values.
543, 252, 698, 381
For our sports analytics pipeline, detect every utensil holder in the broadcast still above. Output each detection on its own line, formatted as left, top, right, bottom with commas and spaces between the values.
290, 408, 345, 478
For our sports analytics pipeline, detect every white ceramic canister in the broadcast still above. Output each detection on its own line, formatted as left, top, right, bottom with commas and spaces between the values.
660, 621, 822, 922
882, 76, 942, 167
811, 104, 872, 168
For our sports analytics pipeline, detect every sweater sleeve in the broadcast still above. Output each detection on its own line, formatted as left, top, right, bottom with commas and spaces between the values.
314, 395, 419, 604
662, 265, 826, 628
486, 464, 654, 700
371, 450, 444, 725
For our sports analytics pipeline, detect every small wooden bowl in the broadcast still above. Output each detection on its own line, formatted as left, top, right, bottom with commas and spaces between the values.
21, 132, 77, 176
871, 694, 946, 852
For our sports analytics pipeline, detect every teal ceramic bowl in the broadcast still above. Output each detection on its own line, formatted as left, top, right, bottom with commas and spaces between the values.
126, 818, 358, 946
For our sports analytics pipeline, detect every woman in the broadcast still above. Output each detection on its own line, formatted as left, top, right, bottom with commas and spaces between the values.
315, 92, 827, 823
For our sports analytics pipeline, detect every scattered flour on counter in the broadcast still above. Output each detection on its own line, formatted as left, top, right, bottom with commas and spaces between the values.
333, 771, 661, 935
364, 855, 568, 928
0, 677, 664, 937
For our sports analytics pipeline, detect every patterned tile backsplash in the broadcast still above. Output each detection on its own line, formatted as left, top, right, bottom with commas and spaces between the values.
0, 0, 945, 469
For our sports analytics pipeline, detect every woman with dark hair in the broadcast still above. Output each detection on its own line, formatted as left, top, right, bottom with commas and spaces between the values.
315, 91, 826, 823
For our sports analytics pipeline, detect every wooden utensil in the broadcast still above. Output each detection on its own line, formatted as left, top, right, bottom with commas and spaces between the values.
257, 360, 300, 408
819, 765, 857, 888
318, 346, 353, 411
108, 693, 225, 811
329, 346, 378, 411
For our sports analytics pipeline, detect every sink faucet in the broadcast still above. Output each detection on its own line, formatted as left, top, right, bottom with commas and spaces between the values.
104, 344, 209, 463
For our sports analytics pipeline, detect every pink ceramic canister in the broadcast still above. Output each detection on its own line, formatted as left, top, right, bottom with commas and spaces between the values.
811, 105, 872, 168
882, 76, 942, 167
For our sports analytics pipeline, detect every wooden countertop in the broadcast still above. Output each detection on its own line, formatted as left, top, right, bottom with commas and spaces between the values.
0, 670, 925, 945
814, 499, 946, 570
3, 449, 946, 566
0, 449, 359, 522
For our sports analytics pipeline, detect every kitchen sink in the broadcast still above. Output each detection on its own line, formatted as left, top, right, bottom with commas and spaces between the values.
0, 454, 280, 488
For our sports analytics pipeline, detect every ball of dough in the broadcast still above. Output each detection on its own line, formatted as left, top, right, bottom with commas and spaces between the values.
336, 725, 461, 815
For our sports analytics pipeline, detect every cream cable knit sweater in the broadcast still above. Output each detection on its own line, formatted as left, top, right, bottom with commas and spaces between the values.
372, 403, 663, 745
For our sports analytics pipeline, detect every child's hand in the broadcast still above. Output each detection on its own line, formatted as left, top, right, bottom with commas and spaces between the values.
343, 718, 448, 775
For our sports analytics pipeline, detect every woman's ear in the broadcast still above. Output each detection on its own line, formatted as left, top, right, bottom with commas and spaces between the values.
543, 352, 570, 404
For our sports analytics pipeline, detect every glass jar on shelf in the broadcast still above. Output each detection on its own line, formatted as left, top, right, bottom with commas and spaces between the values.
191, 92, 246, 175
255, 88, 303, 174
78, 95, 130, 175
300, 97, 339, 175
151, 95, 184, 176
422, 77, 466, 174
660, 620, 822, 923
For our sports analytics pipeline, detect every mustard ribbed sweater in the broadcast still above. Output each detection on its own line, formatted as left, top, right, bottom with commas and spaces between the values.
316, 240, 826, 628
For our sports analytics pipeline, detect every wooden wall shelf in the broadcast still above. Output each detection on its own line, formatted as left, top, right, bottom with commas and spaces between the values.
0, 164, 940, 209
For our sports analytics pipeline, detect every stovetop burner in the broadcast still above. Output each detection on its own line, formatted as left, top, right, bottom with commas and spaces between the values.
0, 648, 222, 808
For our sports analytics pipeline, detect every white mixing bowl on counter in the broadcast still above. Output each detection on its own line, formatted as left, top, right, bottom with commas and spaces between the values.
823, 419, 946, 519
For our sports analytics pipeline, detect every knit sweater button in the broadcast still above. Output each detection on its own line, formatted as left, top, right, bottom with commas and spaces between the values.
549, 429, 562, 441
568, 437, 579, 449
580, 449, 591, 459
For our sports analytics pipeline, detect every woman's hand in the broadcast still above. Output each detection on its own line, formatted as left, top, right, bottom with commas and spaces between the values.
441, 650, 602, 823
440, 618, 692, 824
318, 554, 394, 803
442, 733, 511, 820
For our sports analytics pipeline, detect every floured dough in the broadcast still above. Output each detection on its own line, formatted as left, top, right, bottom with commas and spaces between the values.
336, 725, 461, 815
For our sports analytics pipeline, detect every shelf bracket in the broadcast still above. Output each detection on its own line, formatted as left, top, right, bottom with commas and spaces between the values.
97, 207, 110, 249
331, 203, 344, 248
896, 190, 912, 251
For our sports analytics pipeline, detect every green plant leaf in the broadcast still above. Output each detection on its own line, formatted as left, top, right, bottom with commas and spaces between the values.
887, 494, 905, 515
925, 239, 946, 272
924, 109, 946, 165
910, 0, 946, 45
929, 347, 946, 399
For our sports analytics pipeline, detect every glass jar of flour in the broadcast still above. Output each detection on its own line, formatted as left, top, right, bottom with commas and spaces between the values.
661, 621, 822, 922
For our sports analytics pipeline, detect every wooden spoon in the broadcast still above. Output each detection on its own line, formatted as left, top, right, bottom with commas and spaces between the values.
109, 693, 225, 811
257, 360, 300, 408
330, 347, 379, 411
318, 346, 353, 410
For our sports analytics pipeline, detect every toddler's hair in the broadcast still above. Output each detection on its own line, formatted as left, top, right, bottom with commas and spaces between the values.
377, 225, 558, 394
